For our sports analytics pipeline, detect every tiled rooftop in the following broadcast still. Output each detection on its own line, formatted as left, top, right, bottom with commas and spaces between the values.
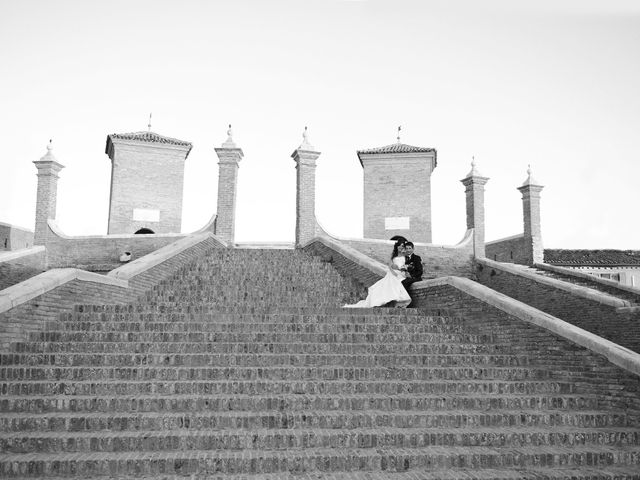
106, 132, 193, 157
357, 143, 436, 156
545, 249, 640, 266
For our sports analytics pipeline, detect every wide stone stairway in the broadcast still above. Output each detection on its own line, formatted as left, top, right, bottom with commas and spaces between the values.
1, 248, 640, 479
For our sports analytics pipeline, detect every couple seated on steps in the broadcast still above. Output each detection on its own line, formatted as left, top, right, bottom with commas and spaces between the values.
344, 237, 423, 309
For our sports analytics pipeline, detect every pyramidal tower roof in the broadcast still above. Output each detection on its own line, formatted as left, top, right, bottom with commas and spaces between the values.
357, 143, 437, 167
105, 131, 193, 159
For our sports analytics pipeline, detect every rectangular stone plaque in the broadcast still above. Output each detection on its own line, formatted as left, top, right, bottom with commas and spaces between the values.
385, 216, 410, 230
133, 208, 160, 222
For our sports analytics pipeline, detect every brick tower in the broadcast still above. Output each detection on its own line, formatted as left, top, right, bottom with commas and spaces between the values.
292, 127, 321, 247
33, 140, 64, 246
518, 165, 544, 265
357, 132, 437, 243
214, 126, 243, 245
105, 130, 192, 234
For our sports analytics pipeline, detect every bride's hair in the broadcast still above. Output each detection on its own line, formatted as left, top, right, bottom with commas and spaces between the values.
391, 240, 405, 259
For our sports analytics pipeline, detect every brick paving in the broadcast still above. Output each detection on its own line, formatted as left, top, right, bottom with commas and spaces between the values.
1, 248, 640, 478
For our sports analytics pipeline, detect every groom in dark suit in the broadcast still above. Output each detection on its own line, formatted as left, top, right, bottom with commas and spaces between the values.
401, 242, 423, 294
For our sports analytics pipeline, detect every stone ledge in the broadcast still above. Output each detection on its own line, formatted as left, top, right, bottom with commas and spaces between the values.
109, 232, 226, 281
0, 246, 45, 263
477, 257, 630, 308
535, 262, 640, 297
414, 276, 640, 377
0, 269, 128, 315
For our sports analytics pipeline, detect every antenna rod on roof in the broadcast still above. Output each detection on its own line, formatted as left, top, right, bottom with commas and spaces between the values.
397, 125, 401, 143
148, 113, 152, 132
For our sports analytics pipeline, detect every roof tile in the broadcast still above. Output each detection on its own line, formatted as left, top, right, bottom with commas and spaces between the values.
544, 249, 640, 266
357, 143, 436, 155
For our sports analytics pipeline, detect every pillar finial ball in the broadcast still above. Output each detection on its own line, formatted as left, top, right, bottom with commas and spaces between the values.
47, 139, 53, 151
465, 155, 483, 178
522, 163, 542, 187
221, 124, 236, 147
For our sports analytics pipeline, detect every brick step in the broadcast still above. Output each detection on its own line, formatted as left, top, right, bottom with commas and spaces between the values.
0, 392, 602, 414
32, 323, 494, 337
0, 379, 578, 396
1, 407, 633, 433
0, 365, 555, 382
56, 314, 467, 328
46, 325, 489, 338
71, 305, 426, 315
27, 332, 500, 344
59, 311, 453, 323
2, 444, 640, 477
152, 277, 355, 287
144, 290, 357, 300
8, 341, 557, 355
2, 352, 568, 368
3, 425, 639, 453
6, 466, 640, 480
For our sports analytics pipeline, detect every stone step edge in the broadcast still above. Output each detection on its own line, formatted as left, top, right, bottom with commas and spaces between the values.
2, 443, 640, 462
2, 406, 623, 421
3, 425, 639, 441
6, 465, 640, 480
0, 391, 601, 403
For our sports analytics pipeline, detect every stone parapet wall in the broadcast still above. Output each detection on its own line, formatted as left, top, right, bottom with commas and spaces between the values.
0, 233, 223, 348
301, 237, 384, 288
44, 220, 188, 270
485, 234, 527, 264
535, 262, 640, 301
337, 232, 474, 279
0, 247, 46, 291
475, 257, 640, 354
0, 222, 34, 251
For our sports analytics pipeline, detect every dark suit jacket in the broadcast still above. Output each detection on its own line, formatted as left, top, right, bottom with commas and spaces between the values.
405, 254, 423, 280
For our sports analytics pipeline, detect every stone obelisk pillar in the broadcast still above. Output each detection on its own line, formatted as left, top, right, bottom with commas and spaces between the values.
292, 127, 321, 247
214, 125, 244, 246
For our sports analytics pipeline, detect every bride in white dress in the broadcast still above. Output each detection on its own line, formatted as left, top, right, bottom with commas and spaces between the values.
344, 241, 412, 308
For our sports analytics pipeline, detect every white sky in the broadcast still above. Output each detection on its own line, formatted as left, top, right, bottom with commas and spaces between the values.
1, 0, 638, 248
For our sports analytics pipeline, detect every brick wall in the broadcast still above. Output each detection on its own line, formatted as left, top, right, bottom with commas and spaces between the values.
339, 237, 474, 278
0, 248, 46, 291
107, 141, 189, 234
474, 259, 640, 353
485, 234, 527, 264
44, 220, 188, 270
362, 155, 435, 243
0, 236, 220, 348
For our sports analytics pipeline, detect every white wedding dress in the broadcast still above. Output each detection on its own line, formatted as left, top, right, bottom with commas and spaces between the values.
344, 256, 411, 308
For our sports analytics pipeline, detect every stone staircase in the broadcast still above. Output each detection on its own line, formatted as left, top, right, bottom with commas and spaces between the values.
1, 248, 640, 479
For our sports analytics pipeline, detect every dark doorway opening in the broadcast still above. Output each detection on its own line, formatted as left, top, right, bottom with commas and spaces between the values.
134, 227, 155, 234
